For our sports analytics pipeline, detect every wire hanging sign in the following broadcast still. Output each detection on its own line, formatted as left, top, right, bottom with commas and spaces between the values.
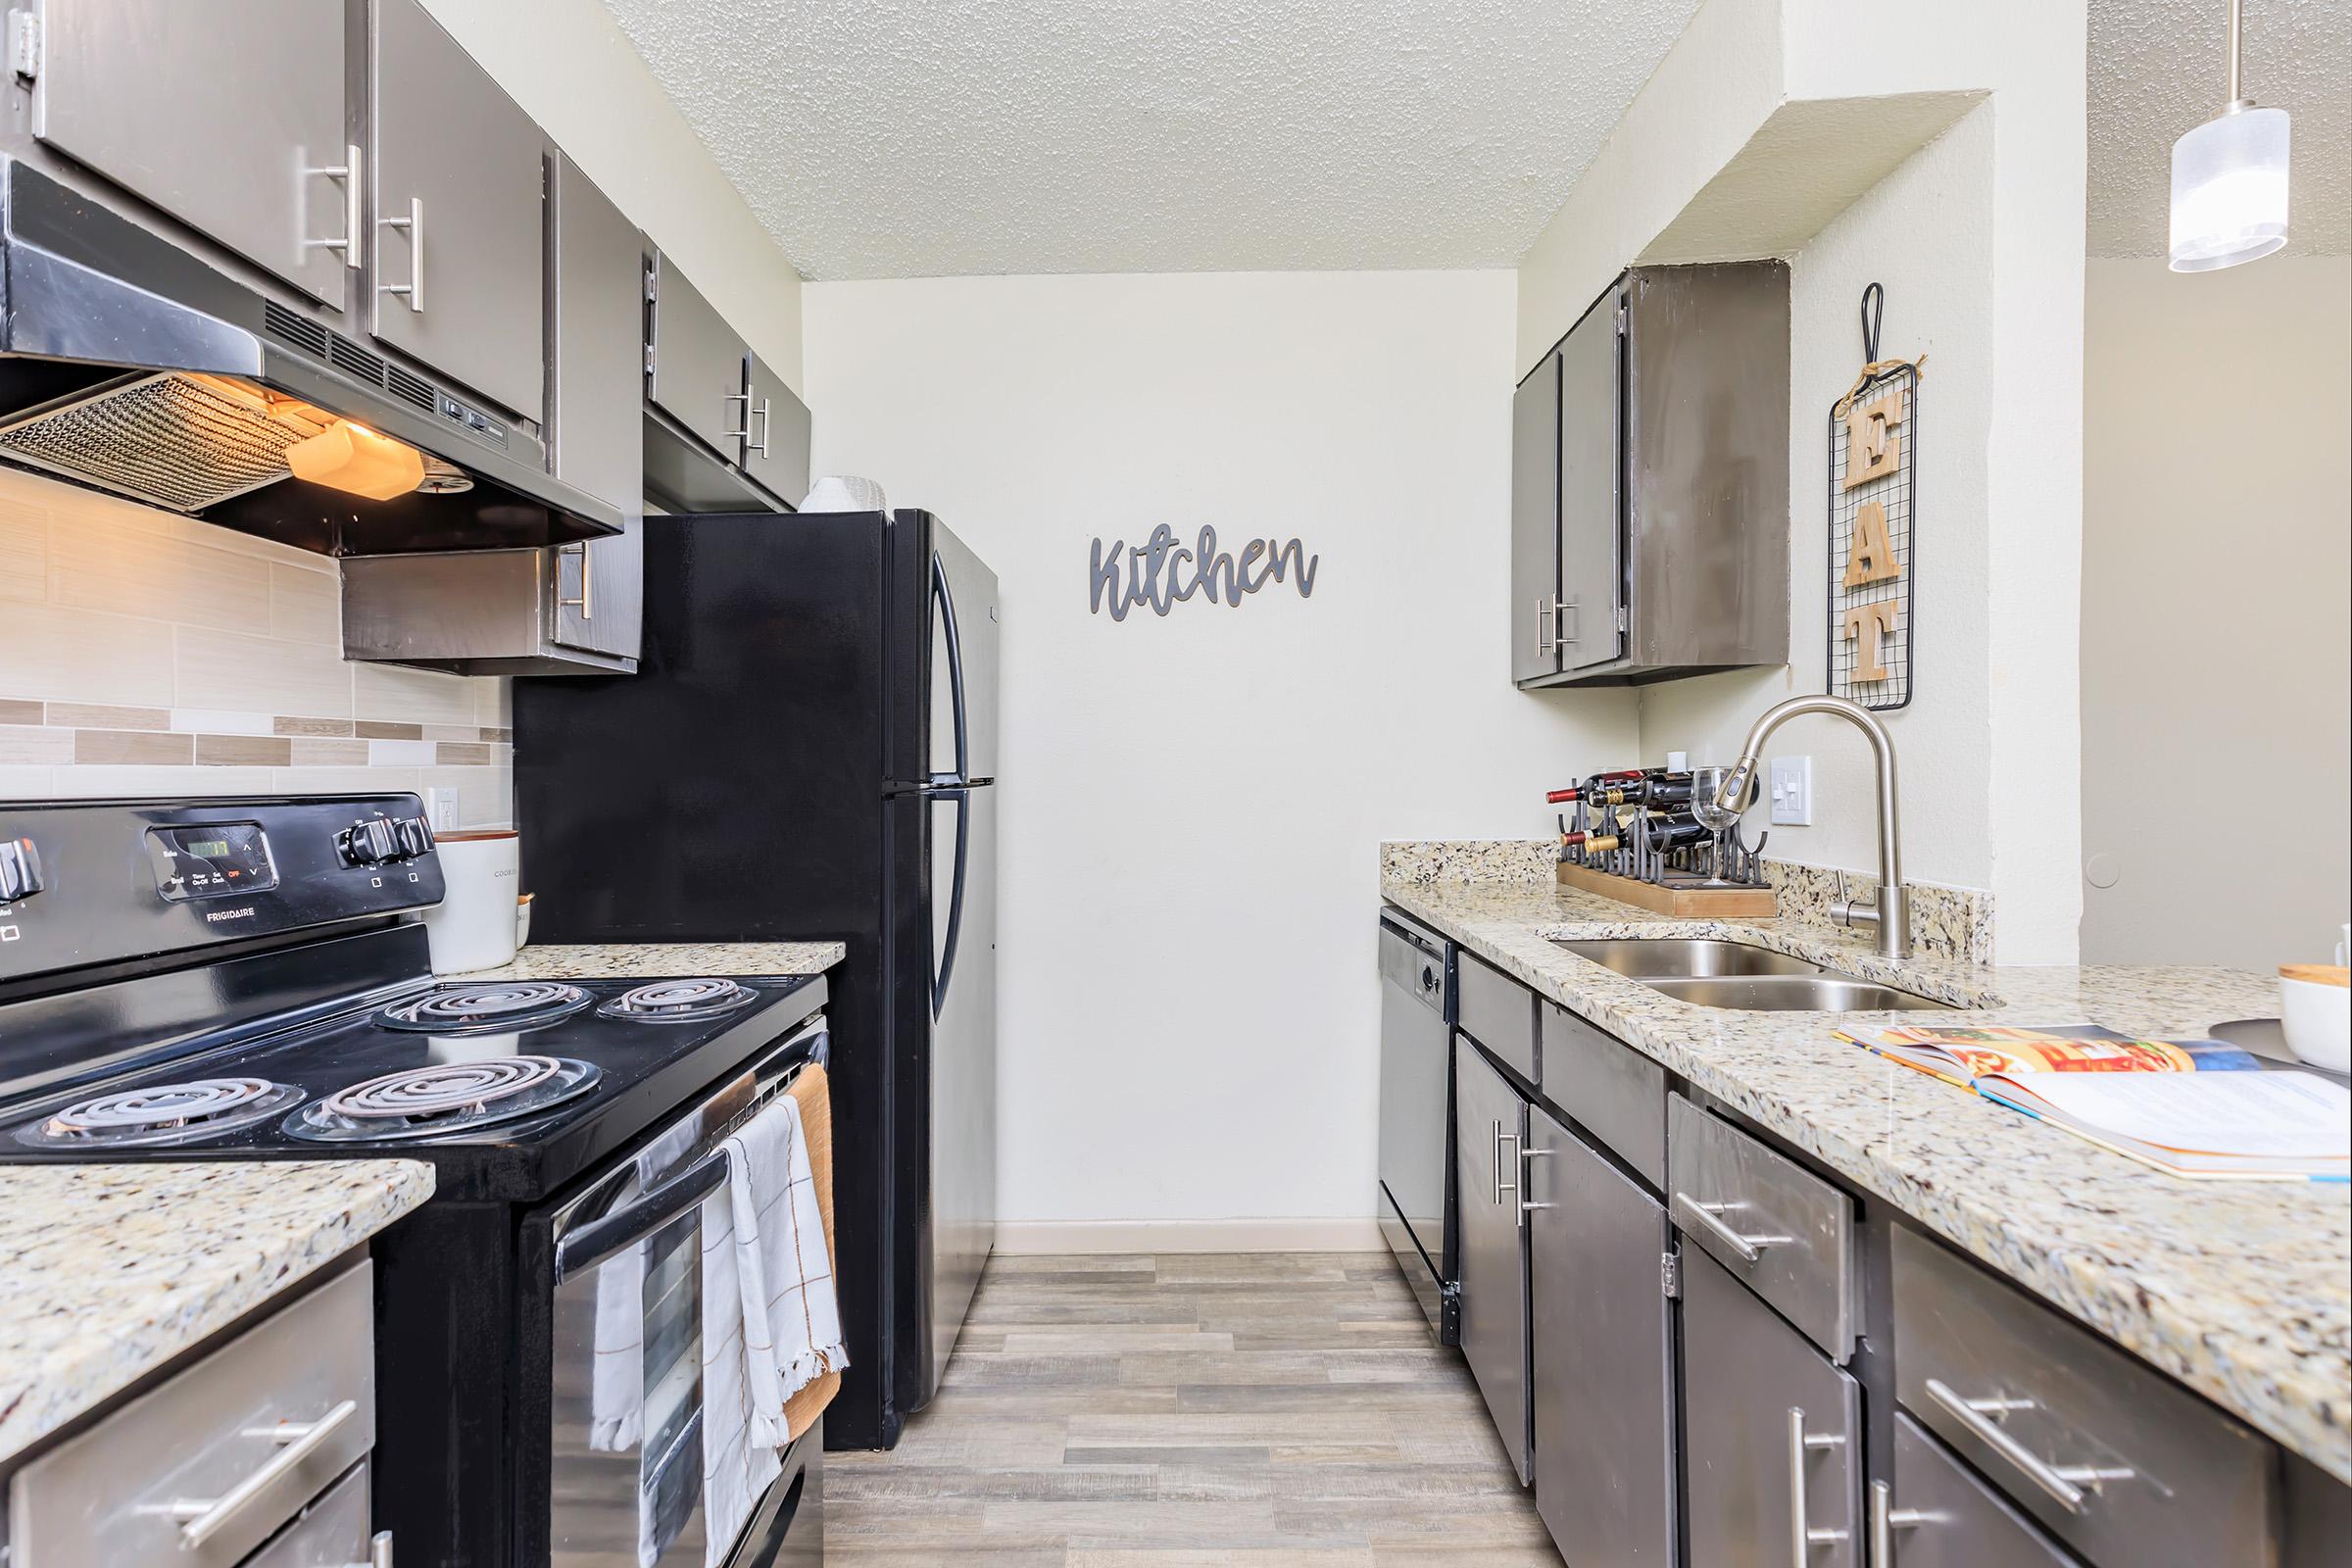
1827, 282, 1922, 710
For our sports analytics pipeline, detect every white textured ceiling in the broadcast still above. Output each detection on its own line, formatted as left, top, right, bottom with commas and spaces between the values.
598, 0, 1704, 279
2089, 0, 2349, 257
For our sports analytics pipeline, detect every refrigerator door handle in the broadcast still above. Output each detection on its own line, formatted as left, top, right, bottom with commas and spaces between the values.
932, 553, 971, 784
927, 785, 970, 1018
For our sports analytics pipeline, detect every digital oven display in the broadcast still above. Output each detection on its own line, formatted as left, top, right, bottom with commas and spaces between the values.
145, 821, 278, 902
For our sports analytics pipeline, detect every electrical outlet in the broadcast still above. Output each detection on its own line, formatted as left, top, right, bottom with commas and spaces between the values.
426, 787, 461, 833
1769, 757, 1812, 825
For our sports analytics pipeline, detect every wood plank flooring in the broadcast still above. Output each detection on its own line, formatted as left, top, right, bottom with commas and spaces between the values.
825, 1252, 1561, 1565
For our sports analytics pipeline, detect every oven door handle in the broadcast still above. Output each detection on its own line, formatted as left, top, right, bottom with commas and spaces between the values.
555, 1145, 731, 1283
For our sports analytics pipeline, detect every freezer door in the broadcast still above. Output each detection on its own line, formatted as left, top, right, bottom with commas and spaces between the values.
920, 780, 997, 1401
925, 518, 1000, 782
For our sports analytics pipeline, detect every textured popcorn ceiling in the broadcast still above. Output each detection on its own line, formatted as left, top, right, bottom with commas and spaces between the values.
598, 0, 1704, 279
2089, 0, 2348, 257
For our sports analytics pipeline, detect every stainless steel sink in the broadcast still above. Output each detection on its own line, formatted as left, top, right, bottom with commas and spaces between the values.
1639, 975, 1953, 1012
1554, 938, 1833, 979
1552, 938, 1952, 1012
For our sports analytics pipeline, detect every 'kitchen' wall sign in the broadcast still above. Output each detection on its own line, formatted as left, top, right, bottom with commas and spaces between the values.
1089, 524, 1319, 621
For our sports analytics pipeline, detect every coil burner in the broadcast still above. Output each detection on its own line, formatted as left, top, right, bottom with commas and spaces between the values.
377, 981, 594, 1035
15, 1077, 306, 1149
596, 977, 761, 1023
286, 1055, 601, 1143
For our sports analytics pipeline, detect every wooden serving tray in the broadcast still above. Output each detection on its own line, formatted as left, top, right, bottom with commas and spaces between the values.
1555, 858, 1779, 917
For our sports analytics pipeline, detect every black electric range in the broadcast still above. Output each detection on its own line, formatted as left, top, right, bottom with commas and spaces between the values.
0, 796, 831, 1567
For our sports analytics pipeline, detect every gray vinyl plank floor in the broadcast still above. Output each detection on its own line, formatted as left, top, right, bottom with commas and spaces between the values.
825, 1252, 1562, 1565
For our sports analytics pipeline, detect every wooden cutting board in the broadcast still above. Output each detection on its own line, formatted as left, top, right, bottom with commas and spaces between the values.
1555, 859, 1779, 917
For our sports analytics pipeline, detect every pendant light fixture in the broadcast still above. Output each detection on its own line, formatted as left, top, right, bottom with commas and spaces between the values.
2169, 0, 2291, 271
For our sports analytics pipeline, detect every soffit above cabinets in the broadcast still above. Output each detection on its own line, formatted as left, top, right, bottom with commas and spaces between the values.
599, 0, 1706, 278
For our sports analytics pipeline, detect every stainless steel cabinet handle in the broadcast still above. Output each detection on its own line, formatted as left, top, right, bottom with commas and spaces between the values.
1787, 1406, 1850, 1566
143, 1398, 358, 1546
1559, 599, 1581, 644
1492, 1120, 1518, 1205
305, 144, 364, 269
1922, 1378, 2133, 1514
1868, 1480, 1935, 1567
749, 396, 772, 457
559, 542, 594, 619
723, 389, 753, 441
380, 196, 423, 313
1674, 1191, 1794, 1264
1535, 598, 1574, 653
1519, 1144, 1555, 1222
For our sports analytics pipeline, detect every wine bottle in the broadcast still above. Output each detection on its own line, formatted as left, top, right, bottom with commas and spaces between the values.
1588, 771, 1696, 808
1544, 786, 1583, 805
1560, 830, 1624, 854
1641, 810, 1716, 852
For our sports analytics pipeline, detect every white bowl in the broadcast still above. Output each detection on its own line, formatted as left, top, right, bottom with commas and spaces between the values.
2279, 966, 2351, 1074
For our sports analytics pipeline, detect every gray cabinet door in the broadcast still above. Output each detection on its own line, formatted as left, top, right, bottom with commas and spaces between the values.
548, 156, 643, 660
1509, 353, 1562, 685
1453, 1037, 1531, 1485
647, 253, 751, 462
34, 0, 352, 307
1529, 1104, 1675, 1567
1558, 288, 1626, 669
1683, 1248, 1861, 1568
744, 354, 813, 508
1881, 1414, 2077, 1568
370, 0, 547, 420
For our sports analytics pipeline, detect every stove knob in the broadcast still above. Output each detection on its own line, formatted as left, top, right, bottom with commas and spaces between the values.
343, 817, 400, 866
0, 836, 43, 902
394, 816, 435, 858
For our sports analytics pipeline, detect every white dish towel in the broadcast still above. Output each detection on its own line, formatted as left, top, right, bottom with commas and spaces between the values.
587, 1114, 704, 1455
700, 1093, 847, 1567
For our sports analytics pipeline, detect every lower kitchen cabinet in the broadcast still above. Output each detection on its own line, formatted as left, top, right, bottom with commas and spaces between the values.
1878, 1412, 2079, 1567
1682, 1246, 1862, 1568
1453, 1035, 1531, 1485
1528, 1102, 1676, 1566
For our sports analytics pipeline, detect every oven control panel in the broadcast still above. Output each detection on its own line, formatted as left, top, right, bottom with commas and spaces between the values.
145, 821, 279, 901
0, 795, 446, 985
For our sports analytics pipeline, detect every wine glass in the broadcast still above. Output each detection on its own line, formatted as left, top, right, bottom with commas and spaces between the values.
1689, 765, 1744, 886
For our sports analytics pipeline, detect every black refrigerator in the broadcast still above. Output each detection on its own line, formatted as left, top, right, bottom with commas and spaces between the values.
514, 509, 998, 1450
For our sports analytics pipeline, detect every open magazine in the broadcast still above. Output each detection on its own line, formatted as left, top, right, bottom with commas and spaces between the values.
1835, 1023, 2351, 1181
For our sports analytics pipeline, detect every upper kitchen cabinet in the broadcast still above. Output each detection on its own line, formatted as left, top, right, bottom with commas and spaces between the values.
1512, 262, 1789, 688
549, 154, 646, 661
369, 0, 547, 422
643, 250, 808, 513
28, 0, 355, 308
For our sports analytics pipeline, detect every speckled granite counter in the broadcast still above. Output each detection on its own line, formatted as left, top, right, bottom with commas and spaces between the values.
1381, 869, 2352, 1483
451, 941, 845, 983
0, 1161, 432, 1465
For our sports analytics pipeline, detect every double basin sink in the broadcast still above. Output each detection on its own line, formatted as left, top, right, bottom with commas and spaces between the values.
1554, 938, 1952, 1012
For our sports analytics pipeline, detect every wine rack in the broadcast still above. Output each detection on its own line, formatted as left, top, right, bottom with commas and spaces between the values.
1552, 784, 1778, 917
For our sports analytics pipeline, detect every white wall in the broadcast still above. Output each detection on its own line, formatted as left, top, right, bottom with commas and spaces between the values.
421, 0, 805, 390
1639, 110, 1997, 895
2080, 257, 2352, 968
1515, 0, 2088, 961
804, 270, 1638, 1239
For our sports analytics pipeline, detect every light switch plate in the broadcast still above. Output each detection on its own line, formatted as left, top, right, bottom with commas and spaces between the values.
1769, 757, 1812, 825
426, 787, 461, 832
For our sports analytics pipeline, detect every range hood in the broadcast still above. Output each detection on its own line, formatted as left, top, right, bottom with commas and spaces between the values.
0, 157, 620, 555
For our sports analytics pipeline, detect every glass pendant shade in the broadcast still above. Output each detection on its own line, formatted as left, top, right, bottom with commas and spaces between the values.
2169, 106, 2291, 271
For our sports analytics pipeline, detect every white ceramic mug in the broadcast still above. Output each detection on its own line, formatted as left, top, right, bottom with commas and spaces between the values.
2278, 963, 2351, 1075
421, 831, 521, 974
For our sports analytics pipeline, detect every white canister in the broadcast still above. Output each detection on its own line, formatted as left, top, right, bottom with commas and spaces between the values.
422, 830, 522, 974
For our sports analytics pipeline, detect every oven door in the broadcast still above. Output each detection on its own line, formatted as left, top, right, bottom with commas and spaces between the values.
541, 1017, 826, 1568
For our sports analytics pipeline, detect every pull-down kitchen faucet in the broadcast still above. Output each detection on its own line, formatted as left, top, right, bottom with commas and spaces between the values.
1715, 694, 1911, 959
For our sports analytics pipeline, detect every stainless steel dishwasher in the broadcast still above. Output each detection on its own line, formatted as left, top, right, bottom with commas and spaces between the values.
1376, 909, 1457, 1344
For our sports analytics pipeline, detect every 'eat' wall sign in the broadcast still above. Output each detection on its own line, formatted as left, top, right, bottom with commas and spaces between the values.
1827, 283, 1919, 710
1089, 524, 1320, 621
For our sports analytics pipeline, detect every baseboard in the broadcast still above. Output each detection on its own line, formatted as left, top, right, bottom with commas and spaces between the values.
992, 1217, 1387, 1254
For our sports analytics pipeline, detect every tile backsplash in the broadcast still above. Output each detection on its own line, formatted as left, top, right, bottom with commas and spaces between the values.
0, 467, 514, 825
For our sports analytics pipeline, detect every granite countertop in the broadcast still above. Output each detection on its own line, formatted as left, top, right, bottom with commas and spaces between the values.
1381, 866, 2352, 1483
452, 941, 847, 982
0, 1161, 433, 1465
